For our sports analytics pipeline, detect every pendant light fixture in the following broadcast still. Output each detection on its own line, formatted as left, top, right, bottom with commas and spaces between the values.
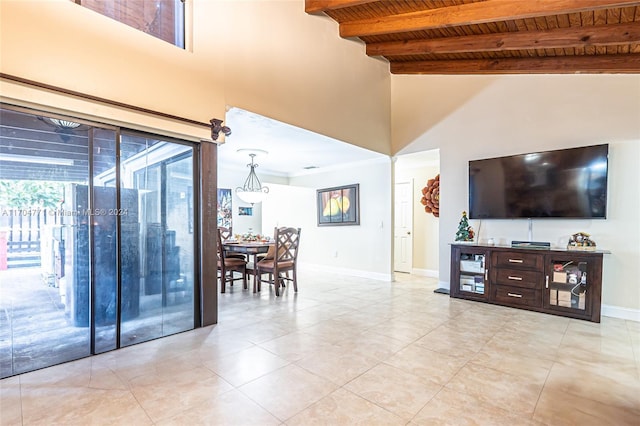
236, 151, 269, 205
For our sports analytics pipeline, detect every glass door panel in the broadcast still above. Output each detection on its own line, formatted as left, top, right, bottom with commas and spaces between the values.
163, 155, 194, 334
0, 108, 91, 377
119, 134, 194, 346
459, 251, 487, 296
92, 128, 118, 353
547, 257, 589, 314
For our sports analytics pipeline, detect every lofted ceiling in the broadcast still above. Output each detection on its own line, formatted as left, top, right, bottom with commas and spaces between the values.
305, 0, 640, 74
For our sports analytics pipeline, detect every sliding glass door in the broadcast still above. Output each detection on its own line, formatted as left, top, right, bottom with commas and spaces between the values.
0, 106, 198, 378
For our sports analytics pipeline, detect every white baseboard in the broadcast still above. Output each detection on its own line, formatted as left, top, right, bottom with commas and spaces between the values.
412, 268, 439, 278
300, 262, 393, 282
601, 304, 640, 322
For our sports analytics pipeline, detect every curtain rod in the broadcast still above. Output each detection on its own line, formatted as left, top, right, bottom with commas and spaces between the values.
0, 73, 212, 129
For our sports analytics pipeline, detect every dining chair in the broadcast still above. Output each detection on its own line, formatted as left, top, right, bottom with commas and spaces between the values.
217, 228, 248, 293
256, 227, 301, 296
219, 226, 246, 260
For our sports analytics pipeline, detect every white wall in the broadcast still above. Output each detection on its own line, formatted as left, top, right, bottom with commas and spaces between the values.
282, 159, 394, 280
391, 74, 640, 314
261, 183, 316, 264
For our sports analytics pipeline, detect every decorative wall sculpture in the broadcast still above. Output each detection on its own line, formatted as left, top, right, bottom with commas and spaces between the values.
421, 174, 440, 217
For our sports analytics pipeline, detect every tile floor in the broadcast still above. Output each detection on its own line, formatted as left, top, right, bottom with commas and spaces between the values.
1, 269, 639, 425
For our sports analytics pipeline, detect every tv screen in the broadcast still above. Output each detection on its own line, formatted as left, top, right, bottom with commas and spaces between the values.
469, 144, 608, 219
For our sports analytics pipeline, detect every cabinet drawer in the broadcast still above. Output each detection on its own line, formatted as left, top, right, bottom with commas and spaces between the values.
492, 285, 542, 307
493, 251, 543, 270
494, 268, 541, 289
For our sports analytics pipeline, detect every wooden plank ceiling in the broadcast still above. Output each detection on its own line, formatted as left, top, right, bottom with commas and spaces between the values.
305, 0, 640, 74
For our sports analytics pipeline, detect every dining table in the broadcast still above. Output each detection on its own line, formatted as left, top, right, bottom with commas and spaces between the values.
222, 240, 274, 289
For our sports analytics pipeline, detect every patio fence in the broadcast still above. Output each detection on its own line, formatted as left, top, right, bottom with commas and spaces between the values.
0, 208, 61, 269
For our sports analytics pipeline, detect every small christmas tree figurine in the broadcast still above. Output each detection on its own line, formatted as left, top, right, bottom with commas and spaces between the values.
455, 211, 475, 242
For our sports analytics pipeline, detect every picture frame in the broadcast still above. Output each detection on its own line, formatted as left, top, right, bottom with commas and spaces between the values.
217, 188, 232, 228
317, 183, 360, 226
238, 206, 253, 216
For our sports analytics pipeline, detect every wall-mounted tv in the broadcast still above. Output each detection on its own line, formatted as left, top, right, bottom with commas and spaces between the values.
469, 144, 608, 219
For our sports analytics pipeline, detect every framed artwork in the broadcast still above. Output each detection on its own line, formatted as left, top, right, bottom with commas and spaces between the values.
217, 188, 232, 228
317, 183, 359, 226
238, 206, 253, 216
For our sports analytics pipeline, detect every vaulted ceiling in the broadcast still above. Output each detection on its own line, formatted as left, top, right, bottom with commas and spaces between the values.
305, 0, 640, 74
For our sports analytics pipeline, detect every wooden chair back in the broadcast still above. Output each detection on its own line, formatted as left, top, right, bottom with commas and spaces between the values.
219, 226, 233, 242
274, 227, 301, 264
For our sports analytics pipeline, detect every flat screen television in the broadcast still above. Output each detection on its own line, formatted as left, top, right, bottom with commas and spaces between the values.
469, 144, 608, 219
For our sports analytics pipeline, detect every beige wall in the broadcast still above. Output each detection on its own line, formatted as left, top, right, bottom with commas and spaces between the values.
0, 0, 390, 152
391, 74, 640, 314
217, 0, 391, 155
395, 156, 440, 275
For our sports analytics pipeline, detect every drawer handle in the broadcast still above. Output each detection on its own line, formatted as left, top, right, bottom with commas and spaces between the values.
508, 259, 524, 263
508, 276, 523, 281
507, 292, 523, 298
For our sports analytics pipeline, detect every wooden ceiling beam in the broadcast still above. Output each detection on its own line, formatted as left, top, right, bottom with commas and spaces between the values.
340, 0, 640, 38
390, 54, 640, 74
305, 0, 378, 13
368, 22, 640, 56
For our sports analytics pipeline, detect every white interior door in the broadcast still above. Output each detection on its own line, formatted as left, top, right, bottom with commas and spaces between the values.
394, 181, 413, 273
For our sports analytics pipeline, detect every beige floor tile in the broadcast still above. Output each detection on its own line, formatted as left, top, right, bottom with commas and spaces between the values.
299, 320, 367, 344
238, 364, 338, 421
559, 332, 636, 360
504, 310, 571, 335
204, 345, 290, 386
257, 330, 335, 362
368, 317, 443, 344
17, 357, 93, 387
295, 344, 380, 386
554, 344, 639, 382
414, 324, 494, 358
534, 387, 640, 426
444, 363, 543, 415
197, 333, 256, 360
411, 387, 541, 426
336, 329, 407, 361
470, 346, 553, 383
128, 366, 234, 422
385, 344, 468, 386
480, 330, 561, 362
2, 269, 637, 425
286, 388, 405, 425
0, 376, 22, 426
219, 322, 293, 345
20, 386, 152, 425
543, 362, 640, 412
344, 363, 441, 421
157, 389, 280, 426
88, 365, 130, 390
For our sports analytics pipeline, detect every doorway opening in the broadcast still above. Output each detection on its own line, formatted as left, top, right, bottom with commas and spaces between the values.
393, 149, 440, 277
